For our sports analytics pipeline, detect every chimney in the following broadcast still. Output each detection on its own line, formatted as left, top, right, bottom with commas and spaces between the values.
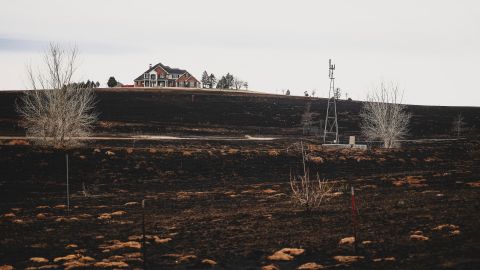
149, 63, 152, 69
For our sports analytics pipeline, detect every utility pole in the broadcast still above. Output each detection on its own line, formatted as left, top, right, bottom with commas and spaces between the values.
323, 59, 339, 143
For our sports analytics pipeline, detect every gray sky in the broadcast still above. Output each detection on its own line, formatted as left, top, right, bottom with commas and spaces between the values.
1, 0, 479, 106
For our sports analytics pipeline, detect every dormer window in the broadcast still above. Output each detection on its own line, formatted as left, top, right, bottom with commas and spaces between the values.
144, 73, 148, 79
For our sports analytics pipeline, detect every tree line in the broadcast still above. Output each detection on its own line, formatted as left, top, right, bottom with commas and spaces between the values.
201, 71, 248, 90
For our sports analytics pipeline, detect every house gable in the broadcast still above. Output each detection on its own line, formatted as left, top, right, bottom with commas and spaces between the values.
134, 62, 199, 88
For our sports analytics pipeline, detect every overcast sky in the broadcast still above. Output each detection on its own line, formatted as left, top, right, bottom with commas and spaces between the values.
1, 0, 479, 106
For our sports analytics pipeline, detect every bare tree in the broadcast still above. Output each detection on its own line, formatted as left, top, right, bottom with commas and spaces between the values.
16, 43, 97, 148
290, 143, 335, 211
334, 88, 341, 100
233, 77, 245, 90
360, 81, 411, 148
452, 113, 466, 138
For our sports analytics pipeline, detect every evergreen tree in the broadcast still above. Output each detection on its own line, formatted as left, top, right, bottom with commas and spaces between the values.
107, 76, 118, 87
216, 76, 226, 89
225, 73, 234, 89
208, 74, 216, 88
201, 71, 209, 88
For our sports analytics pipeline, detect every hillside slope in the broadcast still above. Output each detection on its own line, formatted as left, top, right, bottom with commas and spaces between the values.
0, 88, 479, 141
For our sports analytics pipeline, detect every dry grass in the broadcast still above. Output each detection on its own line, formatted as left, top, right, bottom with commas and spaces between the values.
93, 261, 128, 268
267, 248, 305, 261
297, 262, 324, 269
30, 257, 49, 263
267, 149, 280, 157
101, 240, 141, 251
333, 255, 364, 263
7, 139, 30, 146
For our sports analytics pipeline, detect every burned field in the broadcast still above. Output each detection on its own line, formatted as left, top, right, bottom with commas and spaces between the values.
1, 138, 480, 270
1, 89, 480, 269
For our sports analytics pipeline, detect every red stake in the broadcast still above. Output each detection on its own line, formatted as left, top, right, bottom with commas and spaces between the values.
351, 186, 358, 253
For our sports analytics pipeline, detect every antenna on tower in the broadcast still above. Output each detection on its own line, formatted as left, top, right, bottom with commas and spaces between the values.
323, 59, 339, 143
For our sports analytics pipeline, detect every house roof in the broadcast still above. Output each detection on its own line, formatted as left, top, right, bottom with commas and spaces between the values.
134, 62, 187, 81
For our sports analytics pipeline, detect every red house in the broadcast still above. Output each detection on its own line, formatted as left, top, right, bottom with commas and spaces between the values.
134, 62, 200, 88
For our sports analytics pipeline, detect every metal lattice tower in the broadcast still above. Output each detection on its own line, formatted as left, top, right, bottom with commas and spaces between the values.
323, 59, 339, 143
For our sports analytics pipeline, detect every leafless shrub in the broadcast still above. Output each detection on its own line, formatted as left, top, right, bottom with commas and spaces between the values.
301, 102, 313, 135
233, 77, 245, 90
290, 143, 335, 211
360, 81, 411, 148
452, 113, 466, 138
16, 43, 97, 148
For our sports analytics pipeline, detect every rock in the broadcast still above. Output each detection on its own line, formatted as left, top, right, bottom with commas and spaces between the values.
105, 151, 115, 156
36, 213, 47, 219
4, 213, 15, 218
12, 219, 24, 224
30, 257, 49, 263
0, 265, 14, 270
333, 255, 364, 263
339, 236, 355, 245
36, 206, 50, 209
362, 240, 372, 245
54, 205, 67, 209
65, 244, 78, 249
297, 262, 324, 269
